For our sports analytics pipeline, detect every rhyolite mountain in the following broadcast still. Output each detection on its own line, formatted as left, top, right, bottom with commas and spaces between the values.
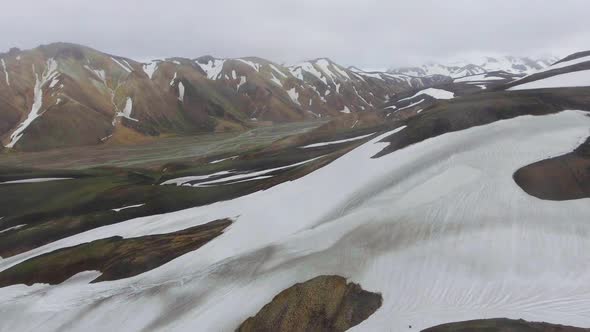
0, 43, 559, 152
0, 43, 446, 151
389, 55, 559, 78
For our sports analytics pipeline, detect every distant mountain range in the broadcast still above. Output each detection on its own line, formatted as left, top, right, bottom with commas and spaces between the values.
0, 43, 562, 151
389, 55, 560, 78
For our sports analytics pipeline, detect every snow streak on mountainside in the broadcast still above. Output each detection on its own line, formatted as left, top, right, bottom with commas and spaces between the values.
6, 58, 59, 148
390, 56, 559, 78
0, 111, 589, 332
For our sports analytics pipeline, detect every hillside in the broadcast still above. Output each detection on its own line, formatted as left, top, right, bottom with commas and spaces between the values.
0, 43, 440, 151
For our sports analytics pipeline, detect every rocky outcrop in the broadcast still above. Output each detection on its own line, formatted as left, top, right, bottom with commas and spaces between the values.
514, 136, 590, 201
237, 275, 382, 332
422, 318, 589, 331
0, 218, 231, 287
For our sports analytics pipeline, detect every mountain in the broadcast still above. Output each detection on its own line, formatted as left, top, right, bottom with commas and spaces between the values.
389, 55, 559, 78
0, 43, 442, 151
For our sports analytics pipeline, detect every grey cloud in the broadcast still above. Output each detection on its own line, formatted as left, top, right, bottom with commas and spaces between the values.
2, 0, 590, 68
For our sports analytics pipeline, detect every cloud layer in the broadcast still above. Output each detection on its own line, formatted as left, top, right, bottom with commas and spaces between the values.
2, 0, 589, 68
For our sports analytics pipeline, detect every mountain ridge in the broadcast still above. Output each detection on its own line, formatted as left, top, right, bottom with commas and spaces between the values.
0, 42, 444, 151
389, 55, 560, 78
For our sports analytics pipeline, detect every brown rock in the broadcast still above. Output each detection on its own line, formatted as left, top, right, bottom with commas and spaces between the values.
514, 137, 590, 201
237, 275, 382, 332
422, 318, 589, 331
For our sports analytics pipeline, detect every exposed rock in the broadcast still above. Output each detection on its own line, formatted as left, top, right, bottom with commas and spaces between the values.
514, 136, 590, 200
422, 318, 589, 331
237, 275, 382, 332
0, 218, 231, 287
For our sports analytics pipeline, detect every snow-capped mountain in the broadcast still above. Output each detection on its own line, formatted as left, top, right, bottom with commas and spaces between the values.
389, 56, 559, 78
0, 43, 442, 151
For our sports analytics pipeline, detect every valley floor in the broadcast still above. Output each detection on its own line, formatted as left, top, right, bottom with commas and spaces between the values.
0, 120, 325, 170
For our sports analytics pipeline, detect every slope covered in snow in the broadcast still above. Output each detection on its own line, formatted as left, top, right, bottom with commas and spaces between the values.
1, 111, 589, 331
397, 88, 455, 101
507, 50, 590, 91
509, 69, 590, 90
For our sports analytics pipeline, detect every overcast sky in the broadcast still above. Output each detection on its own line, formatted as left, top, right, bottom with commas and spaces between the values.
2, 0, 589, 68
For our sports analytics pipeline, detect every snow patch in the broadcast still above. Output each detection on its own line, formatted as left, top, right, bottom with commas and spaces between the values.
399, 99, 425, 111
0, 177, 72, 184
161, 171, 234, 186
287, 88, 301, 106
398, 88, 455, 102
269, 74, 282, 87
112, 204, 146, 212
1, 59, 9, 86
111, 57, 132, 73
6, 58, 59, 148
49, 76, 60, 89
196, 59, 226, 80
269, 64, 287, 78
142, 61, 159, 79
289, 62, 327, 84
237, 59, 261, 72
177, 82, 185, 102
193, 156, 324, 187
302, 133, 376, 148
0, 224, 26, 234
331, 63, 351, 80
210, 155, 239, 164
237, 76, 247, 91
84, 65, 106, 84
114, 98, 138, 123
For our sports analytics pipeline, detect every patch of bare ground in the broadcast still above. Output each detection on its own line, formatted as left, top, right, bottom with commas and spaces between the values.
422, 318, 589, 331
236, 275, 382, 332
0, 218, 231, 287
514, 137, 590, 200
